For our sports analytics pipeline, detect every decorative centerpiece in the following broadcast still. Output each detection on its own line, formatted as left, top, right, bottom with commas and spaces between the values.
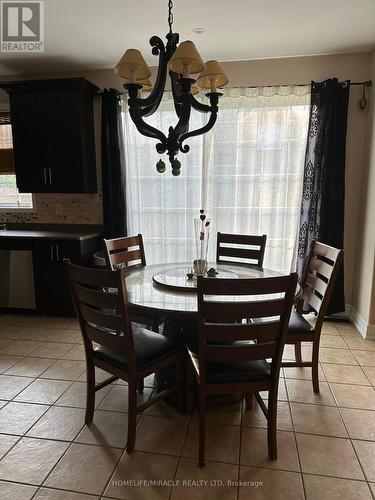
193, 210, 210, 276
186, 269, 194, 280
206, 267, 219, 277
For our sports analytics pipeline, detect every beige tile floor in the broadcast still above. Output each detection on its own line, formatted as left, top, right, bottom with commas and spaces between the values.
0, 314, 374, 499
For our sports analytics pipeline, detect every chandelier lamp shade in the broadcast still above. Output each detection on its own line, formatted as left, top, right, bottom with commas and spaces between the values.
114, 0, 229, 176
114, 49, 152, 82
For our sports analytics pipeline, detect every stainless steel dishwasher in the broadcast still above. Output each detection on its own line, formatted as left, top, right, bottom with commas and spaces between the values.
0, 243, 36, 309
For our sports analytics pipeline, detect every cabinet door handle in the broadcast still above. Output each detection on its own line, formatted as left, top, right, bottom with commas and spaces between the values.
55, 244, 59, 261
50, 244, 54, 262
48, 168, 53, 184
43, 168, 47, 184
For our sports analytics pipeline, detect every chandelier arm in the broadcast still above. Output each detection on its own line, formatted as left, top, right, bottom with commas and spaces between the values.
190, 94, 213, 113
178, 93, 221, 153
172, 96, 191, 140
135, 36, 168, 117
128, 97, 167, 144
138, 33, 179, 117
178, 112, 218, 153
170, 70, 183, 117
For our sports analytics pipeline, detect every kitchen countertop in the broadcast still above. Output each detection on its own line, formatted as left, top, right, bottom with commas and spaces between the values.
0, 229, 101, 241
0, 224, 103, 241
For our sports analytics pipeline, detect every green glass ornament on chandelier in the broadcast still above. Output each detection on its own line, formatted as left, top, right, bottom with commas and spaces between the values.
171, 158, 181, 176
156, 159, 166, 173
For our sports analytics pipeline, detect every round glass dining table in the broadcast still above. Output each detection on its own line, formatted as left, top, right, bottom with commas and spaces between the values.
125, 262, 296, 320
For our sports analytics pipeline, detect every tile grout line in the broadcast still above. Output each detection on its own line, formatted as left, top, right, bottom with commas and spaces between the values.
284, 373, 307, 500
167, 394, 192, 500
31, 484, 99, 500
236, 396, 243, 500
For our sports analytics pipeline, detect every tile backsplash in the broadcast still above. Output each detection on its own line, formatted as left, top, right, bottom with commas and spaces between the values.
0, 193, 103, 224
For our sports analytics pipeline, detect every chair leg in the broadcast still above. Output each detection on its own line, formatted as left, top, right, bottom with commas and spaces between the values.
312, 342, 320, 394
198, 388, 206, 467
294, 342, 302, 364
85, 360, 95, 424
175, 358, 184, 413
267, 389, 278, 460
186, 364, 194, 415
127, 382, 138, 453
245, 393, 253, 411
137, 378, 144, 393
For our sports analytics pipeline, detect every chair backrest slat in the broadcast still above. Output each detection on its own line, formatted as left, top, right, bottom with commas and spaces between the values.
80, 303, 124, 331
197, 274, 297, 366
74, 284, 120, 309
103, 234, 146, 271
205, 342, 277, 362
203, 320, 280, 342
203, 298, 286, 322
68, 263, 120, 287
201, 275, 292, 295
218, 247, 262, 261
106, 235, 142, 250
305, 272, 327, 297
216, 232, 267, 267
218, 233, 266, 246
302, 289, 322, 314
108, 249, 144, 267
85, 322, 126, 352
309, 256, 333, 280
313, 242, 341, 261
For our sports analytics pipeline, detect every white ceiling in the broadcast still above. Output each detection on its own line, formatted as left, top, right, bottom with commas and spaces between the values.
1, 0, 375, 76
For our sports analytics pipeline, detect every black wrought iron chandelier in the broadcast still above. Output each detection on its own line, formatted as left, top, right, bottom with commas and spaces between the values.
114, 0, 229, 176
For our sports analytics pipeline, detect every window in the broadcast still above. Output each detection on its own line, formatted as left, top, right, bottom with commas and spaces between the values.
123, 86, 310, 273
0, 111, 33, 209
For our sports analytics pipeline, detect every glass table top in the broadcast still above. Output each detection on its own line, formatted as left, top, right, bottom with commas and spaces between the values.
125, 262, 294, 317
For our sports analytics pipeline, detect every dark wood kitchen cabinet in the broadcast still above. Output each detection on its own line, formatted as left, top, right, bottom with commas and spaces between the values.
0, 78, 99, 193
33, 237, 99, 315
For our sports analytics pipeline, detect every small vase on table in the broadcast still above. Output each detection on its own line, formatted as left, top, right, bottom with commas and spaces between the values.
193, 210, 210, 277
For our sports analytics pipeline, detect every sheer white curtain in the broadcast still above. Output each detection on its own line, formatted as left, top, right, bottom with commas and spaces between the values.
122, 85, 310, 272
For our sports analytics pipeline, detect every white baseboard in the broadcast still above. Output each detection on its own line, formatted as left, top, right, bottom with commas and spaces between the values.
347, 304, 375, 339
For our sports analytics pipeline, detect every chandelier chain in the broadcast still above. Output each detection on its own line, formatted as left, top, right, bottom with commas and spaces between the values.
168, 0, 174, 34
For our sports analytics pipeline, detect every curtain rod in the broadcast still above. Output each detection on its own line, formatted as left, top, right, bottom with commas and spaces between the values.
104, 79, 372, 97
226, 80, 372, 89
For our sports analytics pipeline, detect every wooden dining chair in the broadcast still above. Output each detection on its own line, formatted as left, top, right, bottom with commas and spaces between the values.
216, 232, 267, 268
282, 241, 344, 393
103, 234, 163, 334
187, 273, 297, 467
65, 260, 183, 453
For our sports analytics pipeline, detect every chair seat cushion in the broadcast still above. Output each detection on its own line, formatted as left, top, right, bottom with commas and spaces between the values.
190, 352, 271, 384
94, 327, 183, 372
288, 311, 314, 336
